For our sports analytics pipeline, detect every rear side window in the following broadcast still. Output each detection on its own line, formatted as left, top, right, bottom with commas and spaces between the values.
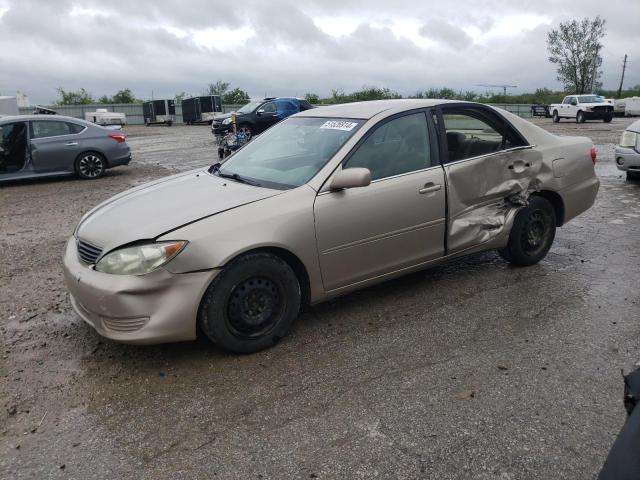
31, 121, 76, 138
66, 122, 85, 134
346, 112, 431, 180
441, 108, 526, 162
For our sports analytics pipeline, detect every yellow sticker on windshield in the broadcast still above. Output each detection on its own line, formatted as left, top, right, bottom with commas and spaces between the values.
320, 120, 359, 131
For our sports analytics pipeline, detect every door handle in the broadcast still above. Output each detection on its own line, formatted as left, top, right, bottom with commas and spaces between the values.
65, 142, 78, 146
508, 162, 530, 170
419, 183, 442, 194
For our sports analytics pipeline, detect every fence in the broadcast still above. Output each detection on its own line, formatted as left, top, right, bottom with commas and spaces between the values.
19, 102, 539, 124
18, 103, 245, 125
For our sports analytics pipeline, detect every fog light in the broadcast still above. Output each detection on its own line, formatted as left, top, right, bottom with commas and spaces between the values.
616, 157, 625, 166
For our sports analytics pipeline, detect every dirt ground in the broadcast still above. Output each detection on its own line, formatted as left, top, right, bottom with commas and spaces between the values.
1, 117, 639, 479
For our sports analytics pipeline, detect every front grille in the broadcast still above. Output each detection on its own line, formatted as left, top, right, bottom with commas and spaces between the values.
77, 239, 102, 264
593, 106, 613, 113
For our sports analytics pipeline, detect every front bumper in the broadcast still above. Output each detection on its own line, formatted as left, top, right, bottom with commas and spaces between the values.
583, 109, 613, 120
211, 123, 231, 136
62, 237, 218, 344
614, 146, 640, 172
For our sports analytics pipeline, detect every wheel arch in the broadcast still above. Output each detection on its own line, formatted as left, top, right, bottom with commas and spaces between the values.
532, 190, 565, 226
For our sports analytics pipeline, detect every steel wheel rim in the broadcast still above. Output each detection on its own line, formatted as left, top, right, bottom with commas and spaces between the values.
521, 209, 551, 254
79, 155, 104, 178
226, 276, 284, 338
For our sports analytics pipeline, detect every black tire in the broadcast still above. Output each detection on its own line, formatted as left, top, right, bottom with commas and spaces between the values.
552, 111, 560, 123
627, 171, 640, 182
75, 152, 106, 180
603, 116, 613, 123
237, 124, 252, 140
167, 120, 173, 127
198, 252, 301, 353
576, 111, 586, 123
498, 196, 556, 267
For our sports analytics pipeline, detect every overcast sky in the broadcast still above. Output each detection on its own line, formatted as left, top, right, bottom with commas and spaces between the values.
1, 0, 638, 104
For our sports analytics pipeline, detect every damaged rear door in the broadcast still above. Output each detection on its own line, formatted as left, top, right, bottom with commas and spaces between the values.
437, 105, 543, 254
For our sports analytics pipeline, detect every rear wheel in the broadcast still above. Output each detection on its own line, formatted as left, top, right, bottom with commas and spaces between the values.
198, 252, 301, 353
498, 196, 556, 267
552, 111, 560, 123
603, 116, 613, 123
75, 152, 106, 179
576, 111, 586, 123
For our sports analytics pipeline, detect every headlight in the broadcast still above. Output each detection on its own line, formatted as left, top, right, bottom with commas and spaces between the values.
95, 241, 186, 275
222, 117, 233, 125
620, 131, 638, 149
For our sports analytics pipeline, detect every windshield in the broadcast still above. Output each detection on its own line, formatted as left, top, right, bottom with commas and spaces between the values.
578, 95, 604, 103
237, 101, 262, 114
217, 117, 362, 189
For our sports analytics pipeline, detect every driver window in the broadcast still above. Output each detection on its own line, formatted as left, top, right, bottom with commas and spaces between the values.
345, 112, 431, 181
0, 122, 28, 173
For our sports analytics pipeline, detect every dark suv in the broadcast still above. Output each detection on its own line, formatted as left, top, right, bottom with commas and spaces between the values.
211, 97, 314, 140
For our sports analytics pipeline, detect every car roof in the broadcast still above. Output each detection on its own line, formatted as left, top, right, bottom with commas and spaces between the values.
0, 114, 93, 125
296, 99, 462, 119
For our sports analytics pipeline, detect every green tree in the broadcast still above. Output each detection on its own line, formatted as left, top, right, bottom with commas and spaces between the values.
223, 88, 250, 104
206, 81, 230, 96
97, 95, 111, 104
175, 91, 188, 102
547, 16, 606, 93
304, 93, 320, 104
111, 88, 137, 103
56, 87, 94, 105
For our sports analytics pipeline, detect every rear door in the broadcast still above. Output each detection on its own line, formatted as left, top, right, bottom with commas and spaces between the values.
437, 105, 541, 253
314, 111, 446, 292
30, 120, 85, 172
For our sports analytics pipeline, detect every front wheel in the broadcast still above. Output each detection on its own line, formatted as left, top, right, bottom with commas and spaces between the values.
576, 111, 586, 123
552, 111, 560, 123
75, 152, 106, 179
498, 196, 556, 267
237, 124, 252, 141
603, 116, 612, 123
198, 252, 301, 353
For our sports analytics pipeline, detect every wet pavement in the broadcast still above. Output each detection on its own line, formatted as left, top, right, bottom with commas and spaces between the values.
1, 118, 639, 479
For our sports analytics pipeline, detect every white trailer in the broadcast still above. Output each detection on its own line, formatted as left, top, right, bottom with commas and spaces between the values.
625, 97, 640, 117
84, 108, 127, 126
0, 96, 19, 116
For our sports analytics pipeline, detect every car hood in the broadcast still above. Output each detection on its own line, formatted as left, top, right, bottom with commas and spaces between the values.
213, 112, 245, 122
75, 169, 282, 254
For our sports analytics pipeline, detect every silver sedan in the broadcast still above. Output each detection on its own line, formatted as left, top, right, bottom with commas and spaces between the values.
0, 115, 131, 181
63, 99, 599, 353
615, 120, 640, 180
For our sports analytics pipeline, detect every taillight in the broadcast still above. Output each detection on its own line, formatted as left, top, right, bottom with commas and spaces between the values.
109, 133, 126, 144
591, 146, 597, 164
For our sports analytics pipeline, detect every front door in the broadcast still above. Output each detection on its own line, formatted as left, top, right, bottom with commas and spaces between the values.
30, 120, 84, 172
438, 105, 541, 253
254, 101, 278, 134
314, 111, 446, 292
0, 122, 29, 175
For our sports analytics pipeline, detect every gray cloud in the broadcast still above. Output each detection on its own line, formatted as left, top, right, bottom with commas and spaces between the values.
0, 0, 638, 104
419, 20, 473, 50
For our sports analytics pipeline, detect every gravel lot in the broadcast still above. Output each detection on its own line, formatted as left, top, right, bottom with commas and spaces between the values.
1, 117, 639, 479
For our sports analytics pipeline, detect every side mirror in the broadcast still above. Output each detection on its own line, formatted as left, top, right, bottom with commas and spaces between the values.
571, 100, 577, 106
329, 168, 371, 190
256, 109, 264, 115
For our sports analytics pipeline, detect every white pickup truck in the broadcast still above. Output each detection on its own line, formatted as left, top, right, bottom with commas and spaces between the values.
550, 95, 614, 123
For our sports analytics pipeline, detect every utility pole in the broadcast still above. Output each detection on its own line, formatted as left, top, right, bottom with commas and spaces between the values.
590, 45, 600, 93
617, 54, 628, 98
